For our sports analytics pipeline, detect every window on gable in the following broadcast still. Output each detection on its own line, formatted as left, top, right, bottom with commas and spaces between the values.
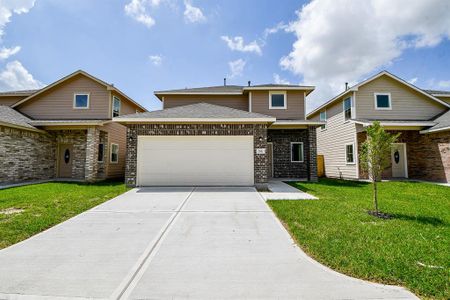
319, 110, 327, 130
343, 97, 352, 121
291, 142, 304, 162
346, 143, 355, 164
74, 94, 89, 109
110, 143, 119, 163
375, 93, 391, 109
269, 91, 287, 109
112, 96, 121, 117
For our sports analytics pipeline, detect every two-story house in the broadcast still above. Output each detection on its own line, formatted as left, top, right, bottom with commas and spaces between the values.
115, 83, 323, 188
307, 71, 450, 183
0, 70, 147, 184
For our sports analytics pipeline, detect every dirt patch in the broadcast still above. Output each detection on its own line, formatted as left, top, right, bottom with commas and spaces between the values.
0, 208, 25, 215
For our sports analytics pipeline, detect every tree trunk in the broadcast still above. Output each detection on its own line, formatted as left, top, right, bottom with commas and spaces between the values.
373, 180, 379, 214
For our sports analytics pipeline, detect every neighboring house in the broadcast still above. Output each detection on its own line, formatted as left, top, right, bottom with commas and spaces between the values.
115, 84, 323, 188
0, 70, 146, 184
307, 71, 450, 183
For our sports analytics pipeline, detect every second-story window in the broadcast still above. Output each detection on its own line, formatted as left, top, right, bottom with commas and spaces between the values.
319, 110, 327, 130
374, 93, 391, 110
112, 96, 121, 117
73, 93, 89, 109
269, 91, 287, 109
343, 97, 352, 121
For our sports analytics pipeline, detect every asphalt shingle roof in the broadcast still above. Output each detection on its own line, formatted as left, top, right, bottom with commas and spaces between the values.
428, 110, 450, 131
117, 102, 274, 119
154, 84, 314, 94
424, 89, 450, 96
0, 89, 39, 96
0, 106, 36, 129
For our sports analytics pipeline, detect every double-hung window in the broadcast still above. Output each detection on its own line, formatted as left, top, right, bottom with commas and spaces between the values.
73, 93, 89, 109
343, 97, 352, 121
319, 110, 327, 130
345, 143, 355, 164
269, 91, 287, 109
110, 143, 119, 163
374, 93, 391, 110
112, 96, 121, 117
291, 142, 304, 162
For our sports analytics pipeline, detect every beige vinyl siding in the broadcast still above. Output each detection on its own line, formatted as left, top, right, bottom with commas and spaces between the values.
16, 74, 110, 120
434, 96, 450, 105
163, 94, 248, 111
102, 122, 126, 178
111, 91, 145, 117
0, 96, 28, 106
316, 99, 358, 179
251, 91, 305, 119
355, 75, 446, 120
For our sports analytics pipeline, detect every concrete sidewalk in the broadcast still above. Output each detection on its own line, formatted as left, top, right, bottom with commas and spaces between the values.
0, 186, 417, 299
260, 179, 317, 200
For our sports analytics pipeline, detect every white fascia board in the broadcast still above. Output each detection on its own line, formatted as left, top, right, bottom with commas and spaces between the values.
420, 126, 450, 134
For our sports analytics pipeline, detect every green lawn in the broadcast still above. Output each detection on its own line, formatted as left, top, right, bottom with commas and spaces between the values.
268, 179, 449, 300
0, 181, 129, 249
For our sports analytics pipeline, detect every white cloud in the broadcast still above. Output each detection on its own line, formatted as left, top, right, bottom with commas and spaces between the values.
124, 0, 163, 28
183, 0, 206, 23
228, 59, 246, 78
438, 80, 450, 88
0, 60, 44, 91
280, 0, 450, 111
0, 0, 36, 37
408, 77, 418, 85
273, 73, 290, 85
263, 22, 289, 39
0, 46, 20, 60
221, 36, 262, 55
149, 54, 163, 66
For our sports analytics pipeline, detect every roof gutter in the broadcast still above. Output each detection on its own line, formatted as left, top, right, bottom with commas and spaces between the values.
420, 126, 450, 134
0, 121, 45, 133
113, 117, 276, 124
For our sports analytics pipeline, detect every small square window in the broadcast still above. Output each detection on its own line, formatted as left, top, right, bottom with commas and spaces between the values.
74, 94, 89, 108
291, 142, 304, 162
343, 97, 352, 121
346, 144, 355, 164
110, 143, 119, 163
112, 96, 121, 117
98, 144, 104, 162
375, 93, 391, 109
269, 92, 286, 109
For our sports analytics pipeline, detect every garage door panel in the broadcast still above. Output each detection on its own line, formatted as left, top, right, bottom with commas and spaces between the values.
137, 136, 254, 186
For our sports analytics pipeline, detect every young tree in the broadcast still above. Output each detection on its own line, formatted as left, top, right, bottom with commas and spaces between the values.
359, 121, 400, 215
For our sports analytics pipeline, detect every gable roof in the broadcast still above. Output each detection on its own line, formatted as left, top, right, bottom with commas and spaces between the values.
0, 106, 39, 131
114, 102, 275, 123
307, 71, 450, 118
11, 70, 147, 112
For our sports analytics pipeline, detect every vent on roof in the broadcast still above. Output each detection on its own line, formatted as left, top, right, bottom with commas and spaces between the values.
224, 78, 227, 86
248, 81, 251, 87
345, 82, 349, 90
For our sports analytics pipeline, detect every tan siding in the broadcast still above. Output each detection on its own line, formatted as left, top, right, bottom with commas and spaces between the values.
0, 96, 27, 106
17, 74, 110, 120
434, 96, 450, 105
102, 122, 126, 178
316, 99, 358, 179
111, 91, 146, 117
252, 91, 305, 119
163, 94, 248, 111
355, 75, 446, 120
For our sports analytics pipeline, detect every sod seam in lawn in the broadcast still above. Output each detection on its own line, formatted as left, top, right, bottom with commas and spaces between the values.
268, 179, 449, 300
0, 181, 129, 249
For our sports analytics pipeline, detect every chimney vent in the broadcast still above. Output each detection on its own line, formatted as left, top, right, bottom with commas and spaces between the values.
345, 82, 349, 90
248, 81, 251, 87
224, 78, 227, 86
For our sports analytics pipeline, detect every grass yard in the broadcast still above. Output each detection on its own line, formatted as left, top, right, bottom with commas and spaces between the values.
0, 181, 129, 249
268, 179, 449, 300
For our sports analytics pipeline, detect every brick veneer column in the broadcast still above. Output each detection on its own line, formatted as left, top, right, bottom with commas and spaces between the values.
308, 126, 318, 182
85, 126, 100, 182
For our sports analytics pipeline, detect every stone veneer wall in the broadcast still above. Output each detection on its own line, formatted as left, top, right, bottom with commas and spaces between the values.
267, 127, 318, 181
357, 130, 450, 182
52, 130, 87, 180
125, 123, 268, 188
0, 126, 56, 184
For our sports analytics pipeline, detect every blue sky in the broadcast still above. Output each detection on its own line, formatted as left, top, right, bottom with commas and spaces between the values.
1, 0, 449, 112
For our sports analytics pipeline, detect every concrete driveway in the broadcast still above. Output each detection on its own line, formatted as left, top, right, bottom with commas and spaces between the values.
0, 187, 417, 299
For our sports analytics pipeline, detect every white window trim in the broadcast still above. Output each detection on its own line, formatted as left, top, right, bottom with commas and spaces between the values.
343, 96, 352, 122
269, 91, 287, 109
345, 142, 356, 165
290, 142, 304, 163
112, 96, 121, 117
110, 143, 119, 164
98, 143, 104, 163
73, 93, 90, 109
374, 92, 392, 110
319, 109, 327, 130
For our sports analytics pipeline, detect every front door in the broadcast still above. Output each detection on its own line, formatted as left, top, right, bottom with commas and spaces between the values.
391, 143, 407, 178
267, 142, 273, 178
59, 144, 73, 178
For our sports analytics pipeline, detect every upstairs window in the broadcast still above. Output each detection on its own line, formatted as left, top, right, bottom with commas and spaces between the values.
291, 142, 304, 162
269, 91, 287, 109
343, 97, 352, 121
73, 94, 89, 109
112, 96, 121, 117
346, 143, 355, 164
374, 93, 391, 110
319, 110, 327, 130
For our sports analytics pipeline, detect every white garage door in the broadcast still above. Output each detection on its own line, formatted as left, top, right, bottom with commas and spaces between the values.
137, 136, 254, 186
